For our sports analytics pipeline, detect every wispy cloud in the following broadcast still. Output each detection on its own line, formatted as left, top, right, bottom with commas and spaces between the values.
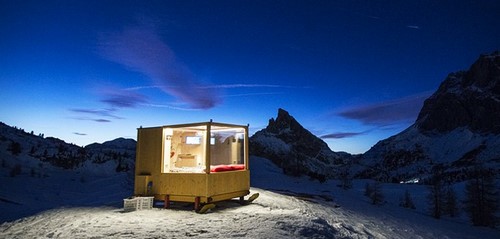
199, 84, 300, 89
70, 108, 122, 123
93, 119, 112, 123
336, 91, 432, 126
71, 117, 112, 123
123, 85, 162, 91
139, 103, 201, 111
406, 25, 420, 30
124, 83, 302, 91
99, 25, 221, 109
224, 92, 284, 97
98, 86, 148, 108
70, 108, 123, 119
73, 132, 87, 136
123, 83, 296, 101
320, 131, 368, 139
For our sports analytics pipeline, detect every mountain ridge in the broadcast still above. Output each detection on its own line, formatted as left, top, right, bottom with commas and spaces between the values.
1, 52, 499, 183
416, 51, 500, 134
0, 121, 135, 172
249, 108, 347, 181
358, 51, 500, 183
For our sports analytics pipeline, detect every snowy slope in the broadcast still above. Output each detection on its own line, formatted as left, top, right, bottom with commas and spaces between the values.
357, 52, 500, 183
358, 125, 500, 182
0, 153, 133, 222
1, 156, 499, 238
0, 122, 134, 222
250, 108, 347, 181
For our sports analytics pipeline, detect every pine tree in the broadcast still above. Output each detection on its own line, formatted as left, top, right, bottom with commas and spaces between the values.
30, 146, 36, 155
364, 182, 373, 197
8, 141, 22, 156
464, 167, 498, 227
400, 190, 416, 209
339, 166, 352, 190
371, 182, 384, 205
428, 165, 445, 219
9, 164, 22, 177
365, 182, 384, 205
443, 185, 459, 217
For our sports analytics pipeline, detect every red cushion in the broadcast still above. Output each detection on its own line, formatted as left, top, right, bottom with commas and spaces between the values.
210, 164, 245, 172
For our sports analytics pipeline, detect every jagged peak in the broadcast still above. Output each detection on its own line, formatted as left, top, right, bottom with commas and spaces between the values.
416, 51, 500, 134
359, 52, 500, 183
277, 108, 291, 119
463, 51, 500, 91
480, 50, 500, 58
255, 108, 338, 153
266, 108, 299, 133
250, 108, 347, 180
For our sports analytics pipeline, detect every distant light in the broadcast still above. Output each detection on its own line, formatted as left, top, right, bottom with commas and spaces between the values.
400, 178, 419, 184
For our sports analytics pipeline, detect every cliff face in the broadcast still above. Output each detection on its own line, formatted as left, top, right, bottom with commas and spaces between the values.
359, 52, 500, 183
417, 51, 500, 134
265, 109, 332, 158
250, 108, 345, 180
248, 52, 500, 183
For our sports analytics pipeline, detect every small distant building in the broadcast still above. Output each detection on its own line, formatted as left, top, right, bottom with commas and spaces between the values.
134, 121, 250, 210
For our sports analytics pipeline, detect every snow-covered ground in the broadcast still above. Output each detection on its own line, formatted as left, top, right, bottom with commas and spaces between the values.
1, 156, 499, 238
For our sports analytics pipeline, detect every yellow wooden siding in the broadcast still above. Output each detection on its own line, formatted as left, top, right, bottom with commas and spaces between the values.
134, 127, 162, 195
135, 127, 162, 175
159, 173, 208, 196
207, 171, 250, 196
134, 122, 251, 204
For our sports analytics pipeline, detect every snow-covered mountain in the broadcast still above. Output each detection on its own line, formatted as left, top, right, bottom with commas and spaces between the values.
0, 122, 135, 221
250, 108, 349, 181
0, 122, 135, 173
1, 101, 499, 237
359, 51, 500, 183
1, 52, 500, 237
2, 155, 499, 238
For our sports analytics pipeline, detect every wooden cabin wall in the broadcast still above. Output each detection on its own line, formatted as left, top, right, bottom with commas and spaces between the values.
134, 127, 163, 195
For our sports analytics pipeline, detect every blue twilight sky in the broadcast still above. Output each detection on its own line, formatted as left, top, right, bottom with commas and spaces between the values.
1, 0, 499, 154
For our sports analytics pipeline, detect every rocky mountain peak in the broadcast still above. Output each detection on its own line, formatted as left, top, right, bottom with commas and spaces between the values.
463, 51, 500, 91
250, 108, 345, 181
416, 51, 500, 134
359, 51, 500, 183
261, 108, 328, 150
266, 108, 305, 134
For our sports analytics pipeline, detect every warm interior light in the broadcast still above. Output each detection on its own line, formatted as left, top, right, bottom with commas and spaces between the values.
185, 136, 201, 145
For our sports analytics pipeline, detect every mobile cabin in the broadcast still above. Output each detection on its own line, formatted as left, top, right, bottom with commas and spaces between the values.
134, 121, 250, 210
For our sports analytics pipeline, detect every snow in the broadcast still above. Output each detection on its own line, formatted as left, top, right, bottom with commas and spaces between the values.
364, 125, 500, 168
1, 154, 499, 238
250, 132, 291, 155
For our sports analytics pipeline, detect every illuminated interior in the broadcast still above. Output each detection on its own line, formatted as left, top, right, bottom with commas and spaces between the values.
162, 124, 246, 173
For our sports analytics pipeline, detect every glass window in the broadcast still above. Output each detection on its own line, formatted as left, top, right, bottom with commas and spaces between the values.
163, 126, 207, 173
162, 123, 246, 173
209, 127, 245, 172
